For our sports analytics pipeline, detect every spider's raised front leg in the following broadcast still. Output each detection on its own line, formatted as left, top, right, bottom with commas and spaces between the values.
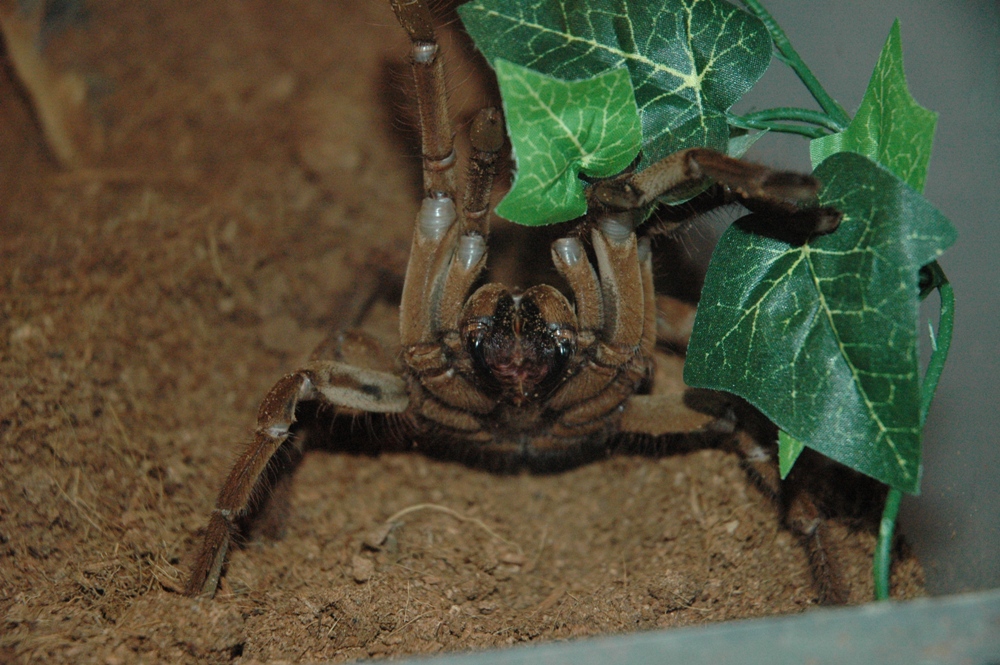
185, 361, 409, 598
396, 106, 507, 430
594, 148, 841, 350
589, 147, 843, 236
391, 0, 502, 353
389, 0, 507, 429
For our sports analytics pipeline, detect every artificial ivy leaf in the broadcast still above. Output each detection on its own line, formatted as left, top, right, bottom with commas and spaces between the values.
684, 153, 956, 493
493, 59, 641, 226
810, 20, 937, 192
728, 128, 767, 159
778, 430, 805, 480
457, 0, 770, 168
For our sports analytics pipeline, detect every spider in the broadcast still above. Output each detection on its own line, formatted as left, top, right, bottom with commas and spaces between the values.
186, 0, 848, 604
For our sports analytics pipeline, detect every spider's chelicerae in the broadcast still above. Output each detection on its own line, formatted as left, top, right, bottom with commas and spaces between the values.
187, 0, 849, 603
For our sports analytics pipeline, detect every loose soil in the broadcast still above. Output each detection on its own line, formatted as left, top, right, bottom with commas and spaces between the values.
0, 1, 923, 663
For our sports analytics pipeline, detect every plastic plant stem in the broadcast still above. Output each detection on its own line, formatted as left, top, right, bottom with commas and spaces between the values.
873, 262, 954, 600
918, 263, 954, 424
727, 114, 827, 139
875, 487, 902, 600
738, 0, 852, 130
736, 107, 843, 133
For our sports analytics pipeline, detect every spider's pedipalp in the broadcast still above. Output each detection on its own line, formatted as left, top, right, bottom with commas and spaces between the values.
400, 193, 459, 346
591, 215, 644, 352
434, 232, 488, 338
456, 234, 486, 271
552, 237, 603, 339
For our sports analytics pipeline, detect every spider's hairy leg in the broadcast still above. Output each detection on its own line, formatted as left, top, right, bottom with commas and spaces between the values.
391, 3, 507, 429
729, 427, 848, 605
788, 491, 849, 606
435, 107, 504, 332
654, 294, 697, 350
389, 0, 455, 197
392, 0, 467, 348
618, 237, 719, 436
593, 214, 645, 351
459, 107, 504, 237
403, 108, 506, 422
618, 390, 721, 436
399, 191, 460, 346
185, 363, 408, 598
589, 148, 842, 236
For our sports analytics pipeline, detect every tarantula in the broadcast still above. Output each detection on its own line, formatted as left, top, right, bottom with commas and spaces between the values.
186, 0, 845, 602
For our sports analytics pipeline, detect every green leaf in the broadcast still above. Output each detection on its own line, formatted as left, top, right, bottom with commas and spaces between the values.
728, 128, 767, 159
457, 0, 771, 168
684, 153, 956, 493
809, 20, 937, 192
778, 430, 805, 480
492, 60, 641, 226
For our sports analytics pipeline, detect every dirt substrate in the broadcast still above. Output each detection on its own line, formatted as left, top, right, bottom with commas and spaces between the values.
0, 1, 924, 663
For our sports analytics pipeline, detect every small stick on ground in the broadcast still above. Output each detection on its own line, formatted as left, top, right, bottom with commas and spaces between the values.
384, 503, 522, 554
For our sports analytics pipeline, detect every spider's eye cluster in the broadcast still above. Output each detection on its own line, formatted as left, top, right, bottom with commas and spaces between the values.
461, 285, 577, 403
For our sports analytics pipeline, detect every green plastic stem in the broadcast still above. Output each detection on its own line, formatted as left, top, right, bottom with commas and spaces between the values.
875, 487, 902, 600
727, 113, 827, 139
737, 107, 844, 133
738, 0, 852, 130
873, 262, 953, 600
919, 263, 954, 424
